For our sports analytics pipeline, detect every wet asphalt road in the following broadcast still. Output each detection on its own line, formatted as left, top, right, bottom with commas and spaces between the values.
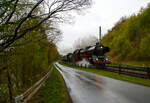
55, 63, 150, 103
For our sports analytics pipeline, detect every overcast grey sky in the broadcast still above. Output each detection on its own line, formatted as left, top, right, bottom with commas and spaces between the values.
58, 0, 150, 55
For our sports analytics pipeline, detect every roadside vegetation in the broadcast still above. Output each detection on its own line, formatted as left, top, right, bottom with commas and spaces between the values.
31, 66, 70, 103
0, 27, 60, 103
102, 3, 150, 67
60, 62, 150, 87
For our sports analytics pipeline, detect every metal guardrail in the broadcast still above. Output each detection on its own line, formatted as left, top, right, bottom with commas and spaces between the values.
15, 67, 53, 103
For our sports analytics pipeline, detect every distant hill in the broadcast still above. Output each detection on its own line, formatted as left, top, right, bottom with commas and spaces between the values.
102, 3, 150, 62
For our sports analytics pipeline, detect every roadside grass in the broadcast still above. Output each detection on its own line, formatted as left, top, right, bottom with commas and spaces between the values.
30, 66, 71, 103
59, 62, 150, 87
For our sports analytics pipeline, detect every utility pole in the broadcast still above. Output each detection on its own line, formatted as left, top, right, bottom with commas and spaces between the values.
99, 26, 102, 45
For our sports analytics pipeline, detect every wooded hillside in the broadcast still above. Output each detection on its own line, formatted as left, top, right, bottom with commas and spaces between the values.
102, 3, 150, 62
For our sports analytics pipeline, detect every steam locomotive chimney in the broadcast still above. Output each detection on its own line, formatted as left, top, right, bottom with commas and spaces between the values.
99, 26, 102, 45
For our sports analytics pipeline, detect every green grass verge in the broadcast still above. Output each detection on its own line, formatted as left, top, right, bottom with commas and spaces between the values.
59, 62, 150, 87
30, 66, 71, 103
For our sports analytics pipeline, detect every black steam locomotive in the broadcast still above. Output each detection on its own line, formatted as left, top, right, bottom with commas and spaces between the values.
62, 42, 111, 67
62, 27, 111, 67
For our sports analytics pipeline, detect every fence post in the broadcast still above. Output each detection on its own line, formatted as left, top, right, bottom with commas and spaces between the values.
147, 67, 150, 79
119, 64, 121, 75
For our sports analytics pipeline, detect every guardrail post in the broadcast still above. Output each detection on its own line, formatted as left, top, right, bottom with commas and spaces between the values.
147, 67, 150, 79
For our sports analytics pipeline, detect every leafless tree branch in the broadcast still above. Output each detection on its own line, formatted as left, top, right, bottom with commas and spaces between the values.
0, 0, 92, 52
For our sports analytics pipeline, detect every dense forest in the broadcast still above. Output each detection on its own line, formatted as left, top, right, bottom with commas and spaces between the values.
102, 3, 150, 63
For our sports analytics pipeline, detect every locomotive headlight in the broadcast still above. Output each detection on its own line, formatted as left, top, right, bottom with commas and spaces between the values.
96, 58, 98, 61
100, 46, 103, 48
105, 58, 108, 61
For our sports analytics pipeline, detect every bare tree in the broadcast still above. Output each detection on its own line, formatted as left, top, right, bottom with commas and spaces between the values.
0, 0, 92, 52
74, 35, 98, 49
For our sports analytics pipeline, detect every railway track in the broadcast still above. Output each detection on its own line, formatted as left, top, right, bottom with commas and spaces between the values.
105, 65, 150, 79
